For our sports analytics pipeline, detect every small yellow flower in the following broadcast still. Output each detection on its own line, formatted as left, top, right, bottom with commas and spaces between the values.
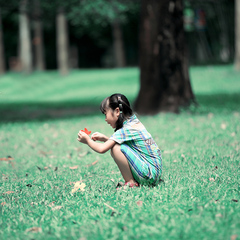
71, 181, 86, 193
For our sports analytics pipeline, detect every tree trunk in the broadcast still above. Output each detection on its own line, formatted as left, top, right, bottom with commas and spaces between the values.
0, 8, 5, 74
19, 0, 32, 74
112, 19, 126, 68
135, 0, 195, 114
217, 3, 230, 62
69, 44, 78, 68
235, 0, 240, 70
56, 7, 69, 75
33, 0, 45, 71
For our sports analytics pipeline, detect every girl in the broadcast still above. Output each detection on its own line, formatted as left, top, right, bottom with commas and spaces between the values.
77, 93, 162, 188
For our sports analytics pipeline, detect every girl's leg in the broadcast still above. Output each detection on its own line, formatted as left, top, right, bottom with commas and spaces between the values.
111, 144, 137, 184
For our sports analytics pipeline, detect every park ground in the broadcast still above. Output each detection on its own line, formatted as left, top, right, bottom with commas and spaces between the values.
0, 65, 239, 240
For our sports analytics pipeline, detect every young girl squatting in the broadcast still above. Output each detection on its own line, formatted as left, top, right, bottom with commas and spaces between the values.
77, 93, 162, 187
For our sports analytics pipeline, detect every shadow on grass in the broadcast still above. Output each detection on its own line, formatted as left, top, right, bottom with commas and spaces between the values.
193, 93, 240, 113
0, 101, 101, 123
0, 93, 239, 123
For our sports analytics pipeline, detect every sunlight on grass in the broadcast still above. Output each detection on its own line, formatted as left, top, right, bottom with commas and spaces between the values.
0, 65, 240, 239
190, 65, 240, 94
0, 68, 139, 104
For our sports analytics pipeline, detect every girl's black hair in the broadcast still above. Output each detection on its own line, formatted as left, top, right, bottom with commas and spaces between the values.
100, 93, 133, 131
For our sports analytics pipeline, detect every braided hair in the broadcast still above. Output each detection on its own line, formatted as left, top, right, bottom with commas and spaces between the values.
100, 93, 133, 131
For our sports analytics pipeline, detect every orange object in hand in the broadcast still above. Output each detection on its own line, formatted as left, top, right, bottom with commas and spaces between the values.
81, 128, 91, 135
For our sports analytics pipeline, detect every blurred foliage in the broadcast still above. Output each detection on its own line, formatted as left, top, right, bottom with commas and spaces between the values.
67, 0, 139, 48
0, 0, 140, 69
0, 0, 139, 33
0, 0, 235, 68
67, 0, 139, 28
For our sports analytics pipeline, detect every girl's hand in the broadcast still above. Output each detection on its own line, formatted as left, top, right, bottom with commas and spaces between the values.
77, 130, 90, 144
91, 132, 108, 142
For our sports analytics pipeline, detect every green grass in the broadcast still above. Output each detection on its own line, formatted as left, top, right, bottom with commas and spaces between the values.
0, 65, 240, 240
0, 68, 139, 121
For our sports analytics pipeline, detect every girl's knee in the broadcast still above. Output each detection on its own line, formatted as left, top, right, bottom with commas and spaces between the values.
110, 144, 121, 157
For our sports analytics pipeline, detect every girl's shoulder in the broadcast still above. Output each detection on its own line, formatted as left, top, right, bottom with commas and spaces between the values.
123, 115, 146, 132
124, 114, 140, 126
131, 122, 145, 131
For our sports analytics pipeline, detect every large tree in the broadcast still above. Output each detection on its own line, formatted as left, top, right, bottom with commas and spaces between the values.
235, 0, 240, 70
134, 0, 195, 114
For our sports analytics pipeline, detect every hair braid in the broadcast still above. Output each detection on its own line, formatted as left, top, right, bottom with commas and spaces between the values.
100, 93, 133, 131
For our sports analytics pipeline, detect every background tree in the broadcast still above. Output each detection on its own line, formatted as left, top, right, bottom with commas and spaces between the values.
0, 0, 235, 72
32, 0, 45, 71
235, 0, 240, 70
68, 0, 139, 68
41, 0, 70, 74
19, 0, 32, 73
56, 6, 69, 75
111, 14, 126, 67
134, 0, 195, 114
0, 7, 5, 74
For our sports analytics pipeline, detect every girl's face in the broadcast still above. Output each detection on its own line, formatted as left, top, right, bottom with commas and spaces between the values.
104, 108, 119, 128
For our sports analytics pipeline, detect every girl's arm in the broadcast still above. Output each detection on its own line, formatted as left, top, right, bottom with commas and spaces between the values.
91, 132, 109, 142
87, 138, 115, 154
77, 131, 115, 154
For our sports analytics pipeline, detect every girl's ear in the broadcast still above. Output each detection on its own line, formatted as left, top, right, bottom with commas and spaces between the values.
115, 107, 120, 117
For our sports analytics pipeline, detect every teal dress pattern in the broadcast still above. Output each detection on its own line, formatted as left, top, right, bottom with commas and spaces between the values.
110, 114, 162, 186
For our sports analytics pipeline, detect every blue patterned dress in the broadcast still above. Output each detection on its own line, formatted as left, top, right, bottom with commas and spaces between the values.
110, 114, 162, 186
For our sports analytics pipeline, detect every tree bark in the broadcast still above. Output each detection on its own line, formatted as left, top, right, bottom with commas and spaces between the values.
235, 0, 240, 70
69, 44, 78, 68
33, 0, 45, 71
135, 0, 195, 114
56, 7, 69, 75
19, 0, 32, 74
217, 3, 230, 62
112, 19, 126, 68
0, 8, 5, 74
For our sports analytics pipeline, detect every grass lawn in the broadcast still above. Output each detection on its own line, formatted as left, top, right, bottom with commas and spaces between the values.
0, 65, 239, 240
